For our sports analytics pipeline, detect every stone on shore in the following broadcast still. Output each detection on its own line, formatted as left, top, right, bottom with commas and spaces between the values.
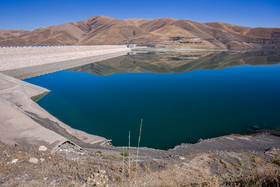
29, 158, 38, 164
11, 159, 18, 164
39, 145, 48, 151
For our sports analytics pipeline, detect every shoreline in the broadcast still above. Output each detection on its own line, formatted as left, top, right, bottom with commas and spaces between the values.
1, 73, 279, 159
134, 47, 228, 52
0, 46, 279, 158
1, 47, 280, 186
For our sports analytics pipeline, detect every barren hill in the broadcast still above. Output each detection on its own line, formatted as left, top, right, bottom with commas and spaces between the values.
1, 15, 280, 49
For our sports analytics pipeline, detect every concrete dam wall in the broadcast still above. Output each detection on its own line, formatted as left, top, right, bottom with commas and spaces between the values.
0, 45, 131, 79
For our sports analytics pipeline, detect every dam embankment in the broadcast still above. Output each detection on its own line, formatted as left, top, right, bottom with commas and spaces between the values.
0, 45, 131, 147
0, 45, 131, 71
0, 45, 131, 79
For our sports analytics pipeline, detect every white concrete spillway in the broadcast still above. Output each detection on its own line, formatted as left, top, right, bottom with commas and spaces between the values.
0, 45, 131, 148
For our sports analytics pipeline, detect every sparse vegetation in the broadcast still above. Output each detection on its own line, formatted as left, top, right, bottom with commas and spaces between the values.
95, 151, 102, 154
121, 152, 129, 157
142, 164, 151, 174
234, 157, 243, 166
274, 159, 280, 166
231, 162, 238, 167
220, 159, 229, 168
0, 142, 280, 186
252, 155, 262, 163
271, 152, 280, 157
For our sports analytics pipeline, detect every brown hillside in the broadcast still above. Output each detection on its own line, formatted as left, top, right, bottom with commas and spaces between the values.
0, 15, 279, 49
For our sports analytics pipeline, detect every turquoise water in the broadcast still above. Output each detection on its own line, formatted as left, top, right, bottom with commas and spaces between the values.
24, 51, 280, 149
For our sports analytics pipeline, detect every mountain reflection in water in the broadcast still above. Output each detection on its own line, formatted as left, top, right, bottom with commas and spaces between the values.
69, 50, 280, 76
24, 50, 280, 149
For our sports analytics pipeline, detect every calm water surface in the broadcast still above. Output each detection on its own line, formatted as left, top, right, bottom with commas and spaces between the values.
25, 51, 280, 149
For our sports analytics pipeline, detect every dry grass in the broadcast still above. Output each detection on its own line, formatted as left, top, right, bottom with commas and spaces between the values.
220, 159, 229, 169
274, 159, 280, 167
133, 118, 143, 186
1, 142, 280, 186
251, 155, 262, 163
233, 157, 243, 166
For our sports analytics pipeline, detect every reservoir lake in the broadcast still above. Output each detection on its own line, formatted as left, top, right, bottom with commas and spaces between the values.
25, 51, 280, 150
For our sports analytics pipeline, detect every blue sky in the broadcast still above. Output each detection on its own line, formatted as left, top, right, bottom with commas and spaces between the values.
0, 0, 280, 30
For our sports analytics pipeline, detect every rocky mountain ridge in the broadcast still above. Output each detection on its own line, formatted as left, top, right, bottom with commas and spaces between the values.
1, 15, 280, 49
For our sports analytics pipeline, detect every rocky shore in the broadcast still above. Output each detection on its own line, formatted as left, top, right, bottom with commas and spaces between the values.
1, 141, 280, 186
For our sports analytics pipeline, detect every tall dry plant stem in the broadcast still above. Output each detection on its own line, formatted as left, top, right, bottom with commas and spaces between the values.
128, 131, 131, 184
121, 146, 125, 186
134, 118, 143, 185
